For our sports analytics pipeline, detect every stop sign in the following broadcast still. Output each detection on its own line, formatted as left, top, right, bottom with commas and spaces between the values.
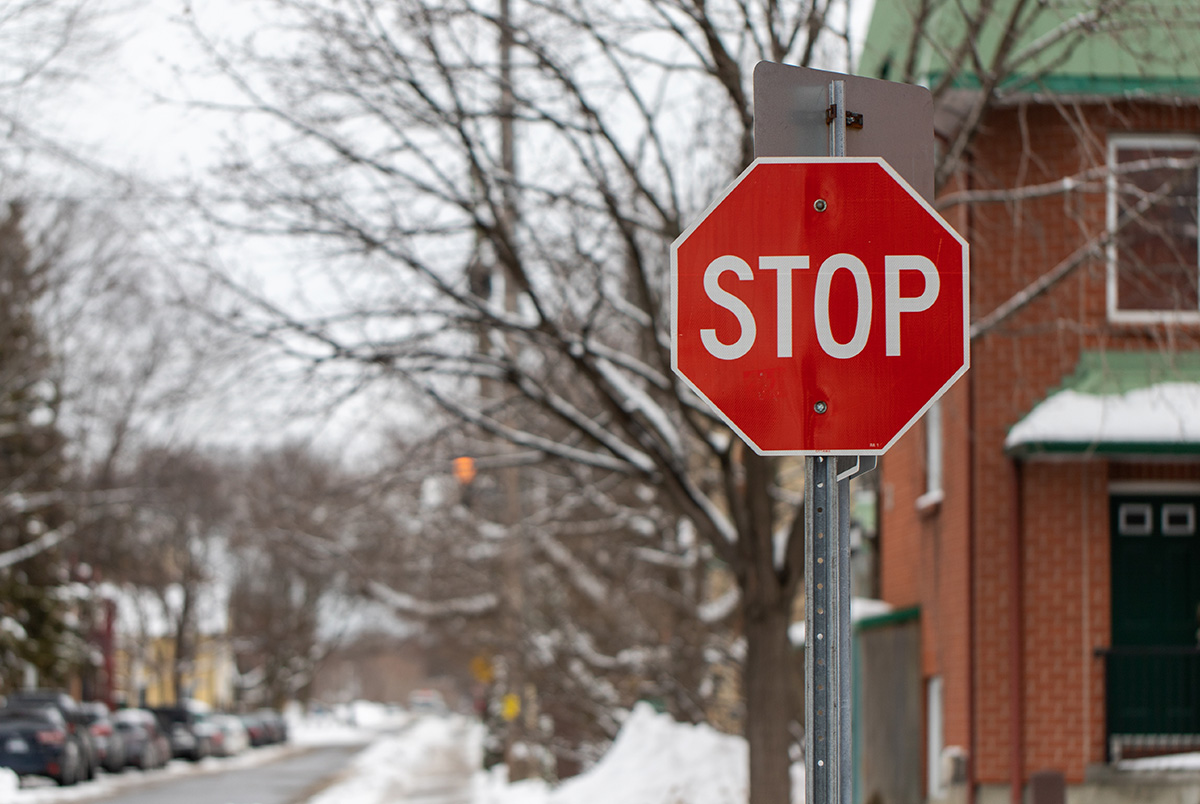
671, 157, 969, 455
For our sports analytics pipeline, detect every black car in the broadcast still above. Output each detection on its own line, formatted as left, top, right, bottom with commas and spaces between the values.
3, 690, 98, 780
0, 706, 85, 786
151, 704, 215, 762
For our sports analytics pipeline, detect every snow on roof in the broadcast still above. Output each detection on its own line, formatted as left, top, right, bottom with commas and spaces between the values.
789, 597, 894, 647
1119, 751, 1200, 772
1006, 351, 1200, 456
1006, 383, 1200, 454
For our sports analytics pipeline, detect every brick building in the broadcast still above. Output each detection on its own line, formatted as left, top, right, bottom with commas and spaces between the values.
858, 3, 1200, 803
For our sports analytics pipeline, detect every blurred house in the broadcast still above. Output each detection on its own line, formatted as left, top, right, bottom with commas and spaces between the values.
859, 3, 1200, 804
109, 586, 235, 710
308, 632, 432, 705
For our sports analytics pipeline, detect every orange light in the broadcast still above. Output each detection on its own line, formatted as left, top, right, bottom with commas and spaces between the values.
453, 456, 476, 485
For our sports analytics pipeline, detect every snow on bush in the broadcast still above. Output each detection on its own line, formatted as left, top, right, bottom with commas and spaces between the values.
553, 704, 748, 804
481, 703, 767, 804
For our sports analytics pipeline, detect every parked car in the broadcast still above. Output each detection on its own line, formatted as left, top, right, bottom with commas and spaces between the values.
241, 709, 287, 747
0, 706, 85, 786
3, 690, 98, 780
240, 712, 268, 747
112, 708, 169, 770
152, 703, 216, 762
257, 709, 288, 744
80, 702, 125, 773
408, 689, 447, 714
209, 714, 249, 757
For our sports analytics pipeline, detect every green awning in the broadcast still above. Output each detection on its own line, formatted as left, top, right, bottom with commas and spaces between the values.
1005, 351, 1200, 457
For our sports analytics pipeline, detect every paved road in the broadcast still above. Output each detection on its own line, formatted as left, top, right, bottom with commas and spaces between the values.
82, 744, 364, 804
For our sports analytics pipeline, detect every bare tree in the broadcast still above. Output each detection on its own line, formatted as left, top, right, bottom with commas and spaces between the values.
367, 427, 730, 777
0, 0, 112, 181
113, 446, 230, 702
165, 0, 1200, 800
225, 444, 361, 709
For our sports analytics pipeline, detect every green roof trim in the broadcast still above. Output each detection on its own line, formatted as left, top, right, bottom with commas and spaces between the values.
857, 0, 1200, 99
1008, 441, 1200, 457
854, 605, 920, 633
1005, 350, 1200, 457
926, 72, 1200, 98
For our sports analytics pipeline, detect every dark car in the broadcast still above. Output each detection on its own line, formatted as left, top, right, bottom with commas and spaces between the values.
241, 709, 287, 747
152, 704, 215, 762
112, 708, 169, 770
0, 706, 85, 786
80, 702, 126, 773
3, 690, 98, 780
257, 709, 288, 744
239, 712, 268, 747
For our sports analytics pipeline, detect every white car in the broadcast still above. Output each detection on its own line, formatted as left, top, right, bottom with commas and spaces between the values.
209, 715, 250, 757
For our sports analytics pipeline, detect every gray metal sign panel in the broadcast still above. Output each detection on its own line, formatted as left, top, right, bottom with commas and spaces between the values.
753, 61, 935, 200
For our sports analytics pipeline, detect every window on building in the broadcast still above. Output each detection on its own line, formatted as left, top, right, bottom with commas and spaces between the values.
916, 401, 943, 511
1107, 135, 1200, 322
927, 675, 945, 799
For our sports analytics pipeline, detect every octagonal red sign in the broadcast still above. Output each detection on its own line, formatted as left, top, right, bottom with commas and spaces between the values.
671, 157, 969, 455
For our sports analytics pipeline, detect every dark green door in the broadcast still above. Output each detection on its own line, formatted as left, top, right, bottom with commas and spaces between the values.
1109, 494, 1200, 735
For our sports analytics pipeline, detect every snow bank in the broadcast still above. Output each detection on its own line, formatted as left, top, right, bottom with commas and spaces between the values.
0, 769, 17, 800
554, 704, 748, 804
306, 715, 472, 804
477, 703, 796, 804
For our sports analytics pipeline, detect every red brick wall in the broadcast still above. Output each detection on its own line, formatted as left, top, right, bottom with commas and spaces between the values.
1018, 461, 1109, 779
879, 98, 1200, 789
878, 372, 972, 783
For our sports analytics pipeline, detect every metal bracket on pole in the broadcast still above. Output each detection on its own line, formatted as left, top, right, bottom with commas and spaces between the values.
837, 456, 878, 482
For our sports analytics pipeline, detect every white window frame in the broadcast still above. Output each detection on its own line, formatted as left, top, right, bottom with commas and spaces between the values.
1117, 502, 1154, 536
916, 400, 944, 511
927, 675, 945, 799
1106, 133, 1200, 324
1163, 503, 1196, 537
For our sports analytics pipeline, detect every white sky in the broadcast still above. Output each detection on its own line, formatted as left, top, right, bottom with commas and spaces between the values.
16, 0, 884, 462
48, 0, 878, 183
41, 1, 240, 184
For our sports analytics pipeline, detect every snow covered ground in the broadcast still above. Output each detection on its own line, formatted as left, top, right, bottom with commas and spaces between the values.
8, 700, 1200, 804
0, 702, 769, 804
307, 702, 801, 804
0, 705, 386, 803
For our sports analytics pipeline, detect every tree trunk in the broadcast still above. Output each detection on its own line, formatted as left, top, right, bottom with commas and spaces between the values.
744, 601, 797, 804
739, 452, 799, 804
734, 453, 801, 804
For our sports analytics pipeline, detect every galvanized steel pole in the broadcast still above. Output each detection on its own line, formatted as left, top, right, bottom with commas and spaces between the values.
804, 80, 854, 804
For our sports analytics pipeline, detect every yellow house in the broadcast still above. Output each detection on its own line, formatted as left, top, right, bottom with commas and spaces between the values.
112, 587, 236, 710
113, 633, 235, 709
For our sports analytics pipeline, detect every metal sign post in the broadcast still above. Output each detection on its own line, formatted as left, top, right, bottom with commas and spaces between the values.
803, 81, 860, 804
805, 454, 852, 804
685, 61, 946, 804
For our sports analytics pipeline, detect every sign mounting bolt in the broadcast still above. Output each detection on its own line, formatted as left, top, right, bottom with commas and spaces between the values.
814, 400, 828, 414
814, 199, 827, 212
